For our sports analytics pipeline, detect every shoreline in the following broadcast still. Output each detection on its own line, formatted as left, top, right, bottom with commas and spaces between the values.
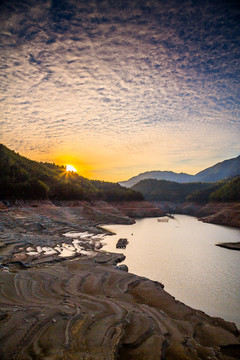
0, 200, 240, 359
216, 242, 240, 251
152, 201, 240, 228
102, 214, 240, 327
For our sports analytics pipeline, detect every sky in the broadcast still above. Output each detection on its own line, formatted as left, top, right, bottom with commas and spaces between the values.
0, 0, 240, 181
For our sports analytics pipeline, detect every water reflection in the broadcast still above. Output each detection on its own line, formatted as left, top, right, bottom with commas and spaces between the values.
103, 215, 240, 328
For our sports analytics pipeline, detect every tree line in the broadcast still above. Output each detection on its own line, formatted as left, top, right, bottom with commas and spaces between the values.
0, 144, 143, 201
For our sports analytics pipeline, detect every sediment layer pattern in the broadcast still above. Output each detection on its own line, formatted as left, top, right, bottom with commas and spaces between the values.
0, 258, 240, 359
0, 201, 239, 359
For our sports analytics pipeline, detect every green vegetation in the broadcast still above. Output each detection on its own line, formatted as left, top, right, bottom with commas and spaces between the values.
210, 176, 240, 201
2, 143, 238, 204
132, 176, 240, 204
186, 183, 222, 203
0, 144, 143, 201
187, 176, 240, 203
132, 179, 211, 202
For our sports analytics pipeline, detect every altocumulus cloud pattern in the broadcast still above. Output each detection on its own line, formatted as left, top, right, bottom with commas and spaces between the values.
0, 0, 240, 179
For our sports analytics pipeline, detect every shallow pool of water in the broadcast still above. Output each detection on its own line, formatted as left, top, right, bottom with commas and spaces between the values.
103, 215, 240, 328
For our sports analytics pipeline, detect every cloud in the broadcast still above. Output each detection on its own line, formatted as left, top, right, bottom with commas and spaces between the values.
0, 0, 239, 180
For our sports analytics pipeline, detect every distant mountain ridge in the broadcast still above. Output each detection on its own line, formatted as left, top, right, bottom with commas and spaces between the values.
119, 171, 196, 187
194, 155, 240, 182
119, 155, 240, 187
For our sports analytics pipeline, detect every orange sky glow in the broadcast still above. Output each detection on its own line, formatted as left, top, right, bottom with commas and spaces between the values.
1, 0, 239, 182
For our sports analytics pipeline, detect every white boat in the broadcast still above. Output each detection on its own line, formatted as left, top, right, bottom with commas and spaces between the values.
157, 217, 169, 222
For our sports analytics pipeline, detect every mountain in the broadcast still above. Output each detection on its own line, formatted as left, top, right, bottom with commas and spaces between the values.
119, 171, 195, 187
132, 179, 212, 202
119, 155, 240, 187
194, 155, 240, 182
0, 144, 143, 201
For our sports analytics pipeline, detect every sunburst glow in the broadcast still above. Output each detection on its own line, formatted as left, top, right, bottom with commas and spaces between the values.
66, 165, 77, 173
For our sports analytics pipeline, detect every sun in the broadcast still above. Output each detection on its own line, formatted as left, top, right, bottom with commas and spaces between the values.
66, 164, 77, 173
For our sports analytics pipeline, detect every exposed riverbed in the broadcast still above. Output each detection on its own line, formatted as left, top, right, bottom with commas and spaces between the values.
103, 215, 240, 327
1, 203, 240, 359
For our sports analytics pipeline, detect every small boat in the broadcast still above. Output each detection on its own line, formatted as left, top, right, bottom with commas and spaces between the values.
157, 217, 169, 222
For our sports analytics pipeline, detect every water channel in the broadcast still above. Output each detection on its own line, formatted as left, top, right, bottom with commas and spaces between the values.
103, 215, 240, 328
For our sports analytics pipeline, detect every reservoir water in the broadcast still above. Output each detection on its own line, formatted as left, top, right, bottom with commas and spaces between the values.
103, 215, 240, 328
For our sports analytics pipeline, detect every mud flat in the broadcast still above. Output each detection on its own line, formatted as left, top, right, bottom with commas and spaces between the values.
0, 201, 240, 359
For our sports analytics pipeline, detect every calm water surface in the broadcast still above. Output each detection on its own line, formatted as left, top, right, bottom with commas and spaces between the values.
103, 215, 240, 328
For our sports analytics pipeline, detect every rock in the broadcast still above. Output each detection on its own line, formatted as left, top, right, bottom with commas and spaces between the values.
37, 223, 46, 230
0, 200, 240, 360
116, 238, 128, 248
94, 241, 102, 250
2, 200, 10, 207
216, 242, 240, 251
0, 312, 7, 321
1, 258, 239, 360
115, 264, 129, 272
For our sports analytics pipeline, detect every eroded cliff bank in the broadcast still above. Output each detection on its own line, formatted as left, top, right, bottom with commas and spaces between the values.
153, 201, 240, 228
0, 201, 240, 359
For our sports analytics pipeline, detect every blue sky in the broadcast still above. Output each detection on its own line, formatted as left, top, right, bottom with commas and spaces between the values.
0, 0, 239, 180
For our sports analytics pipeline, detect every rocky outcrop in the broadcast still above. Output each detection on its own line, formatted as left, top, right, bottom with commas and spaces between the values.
0, 201, 240, 359
199, 203, 240, 228
115, 264, 129, 272
0, 257, 239, 360
216, 242, 240, 251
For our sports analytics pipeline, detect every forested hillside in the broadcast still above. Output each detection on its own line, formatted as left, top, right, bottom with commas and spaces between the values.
131, 176, 240, 204
132, 179, 211, 201
187, 176, 240, 203
0, 144, 143, 201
